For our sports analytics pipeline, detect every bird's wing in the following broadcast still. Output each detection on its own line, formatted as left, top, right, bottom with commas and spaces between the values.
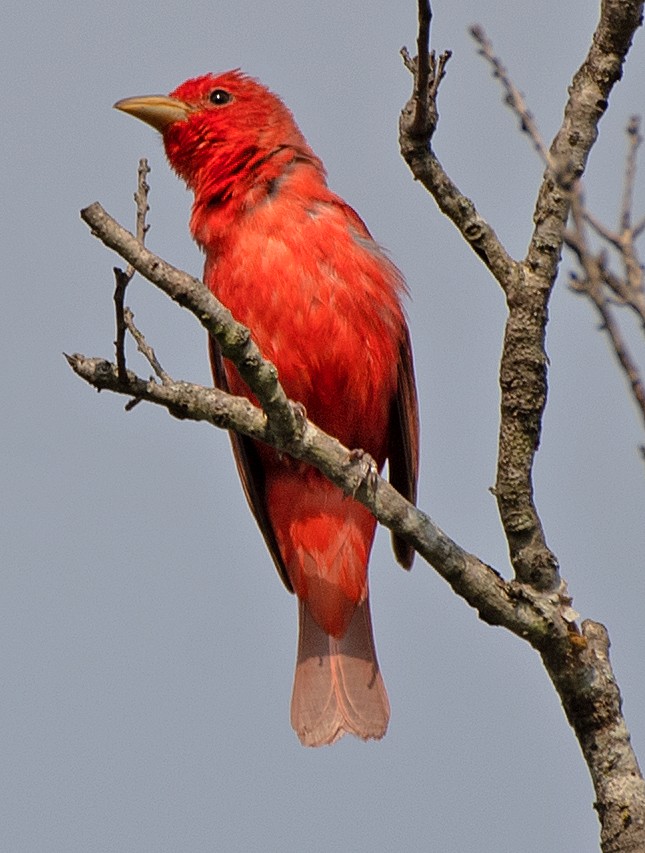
209, 337, 293, 592
325, 196, 420, 569
387, 327, 420, 569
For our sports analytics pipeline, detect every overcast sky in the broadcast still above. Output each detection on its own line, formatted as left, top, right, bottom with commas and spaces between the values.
3, 1, 644, 851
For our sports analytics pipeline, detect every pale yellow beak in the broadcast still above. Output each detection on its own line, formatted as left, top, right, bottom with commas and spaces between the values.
113, 95, 192, 132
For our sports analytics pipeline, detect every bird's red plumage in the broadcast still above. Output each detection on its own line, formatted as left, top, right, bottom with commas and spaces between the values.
117, 70, 419, 745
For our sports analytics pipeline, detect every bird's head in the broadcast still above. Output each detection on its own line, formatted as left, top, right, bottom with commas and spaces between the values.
115, 70, 312, 193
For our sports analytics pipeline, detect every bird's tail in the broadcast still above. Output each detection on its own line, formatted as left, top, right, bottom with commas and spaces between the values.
290, 596, 390, 747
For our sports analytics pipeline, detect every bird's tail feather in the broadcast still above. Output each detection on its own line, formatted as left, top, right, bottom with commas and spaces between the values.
291, 597, 390, 747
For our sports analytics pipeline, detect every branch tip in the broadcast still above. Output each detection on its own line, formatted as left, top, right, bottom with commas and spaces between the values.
470, 23, 551, 164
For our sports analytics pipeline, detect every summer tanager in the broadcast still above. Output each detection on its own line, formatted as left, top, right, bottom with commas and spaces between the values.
115, 71, 419, 746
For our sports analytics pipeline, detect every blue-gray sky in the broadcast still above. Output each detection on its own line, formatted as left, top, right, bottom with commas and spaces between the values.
3, 1, 644, 851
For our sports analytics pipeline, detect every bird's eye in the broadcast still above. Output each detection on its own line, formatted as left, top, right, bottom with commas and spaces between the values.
209, 89, 232, 106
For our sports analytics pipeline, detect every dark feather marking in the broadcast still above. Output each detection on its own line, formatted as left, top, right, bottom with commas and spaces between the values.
387, 329, 420, 569
209, 337, 293, 591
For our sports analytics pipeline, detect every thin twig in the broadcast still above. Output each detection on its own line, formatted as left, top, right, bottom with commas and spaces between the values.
125, 158, 151, 277
114, 159, 151, 381
621, 116, 641, 231
620, 117, 644, 299
399, 0, 645, 843
470, 24, 552, 166
412, 0, 432, 136
575, 118, 645, 321
633, 214, 645, 240
113, 268, 129, 381
567, 190, 645, 430
582, 206, 622, 248
123, 307, 171, 384
400, 23, 507, 282
594, 299, 645, 424
400, 1, 451, 141
81, 201, 303, 444
565, 115, 645, 440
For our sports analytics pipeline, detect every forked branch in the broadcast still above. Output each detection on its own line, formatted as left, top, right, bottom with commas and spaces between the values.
398, 1, 645, 850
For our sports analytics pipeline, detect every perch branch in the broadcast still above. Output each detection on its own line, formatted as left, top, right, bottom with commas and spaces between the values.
81, 202, 303, 447
73, 203, 573, 649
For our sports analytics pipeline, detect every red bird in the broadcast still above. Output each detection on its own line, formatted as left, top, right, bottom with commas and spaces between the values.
115, 71, 419, 746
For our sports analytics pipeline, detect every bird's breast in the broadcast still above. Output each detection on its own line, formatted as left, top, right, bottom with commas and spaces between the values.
204, 192, 405, 457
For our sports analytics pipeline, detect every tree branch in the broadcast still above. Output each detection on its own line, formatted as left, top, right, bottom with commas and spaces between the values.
73, 203, 571, 647
67, 342, 531, 640
401, 0, 643, 593
567, 190, 645, 435
81, 202, 302, 446
564, 115, 645, 442
470, 24, 552, 165
123, 306, 172, 385
399, 1, 645, 849
398, 32, 518, 286
113, 158, 150, 381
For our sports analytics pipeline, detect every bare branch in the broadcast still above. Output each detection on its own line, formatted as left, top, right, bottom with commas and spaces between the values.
621, 115, 642, 231
564, 113, 645, 440
399, 12, 515, 286
620, 117, 645, 305
67, 347, 531, 635
114, 159, 150, 382
403, 0, 643, 596
583, 207, 622, 247
410, 0, 431, 135
65, 338, 580, 662
399, 0, 453, 140
81, 201, 302, 447
589, 293, 645, 428
73, 201, 578, 651
566, 189, 645, 431
113, 267, 129, 381
133, 159, 151, 251
469, 24, 551, 165
399, 126, 517, 283
568, 120, 645, 327
496, 0, 644, 594
634, 213, 645, 240
123, 307, 171, 384
527, 1, 644, 275
399, 3, 645, 847
461, 27, 562, 586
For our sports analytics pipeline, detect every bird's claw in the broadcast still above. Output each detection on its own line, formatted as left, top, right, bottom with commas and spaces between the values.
344, 449, 379, 499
